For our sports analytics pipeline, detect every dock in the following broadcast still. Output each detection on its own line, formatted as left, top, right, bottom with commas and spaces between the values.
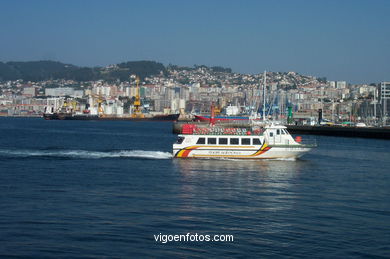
286, 125, 390, 139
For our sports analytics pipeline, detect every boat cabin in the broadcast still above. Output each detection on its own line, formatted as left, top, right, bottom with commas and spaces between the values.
175, 135, 263, 146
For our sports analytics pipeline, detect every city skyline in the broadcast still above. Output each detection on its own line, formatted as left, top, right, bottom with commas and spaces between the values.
1, 0, 389, 84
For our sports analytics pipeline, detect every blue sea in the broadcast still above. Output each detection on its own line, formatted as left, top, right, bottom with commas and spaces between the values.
0, 117, 389, 258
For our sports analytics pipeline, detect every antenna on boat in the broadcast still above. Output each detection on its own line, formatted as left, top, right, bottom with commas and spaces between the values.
263, 70, 266, 121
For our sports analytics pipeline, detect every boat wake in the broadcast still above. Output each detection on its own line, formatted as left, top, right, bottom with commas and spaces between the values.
0, 149, 173, 160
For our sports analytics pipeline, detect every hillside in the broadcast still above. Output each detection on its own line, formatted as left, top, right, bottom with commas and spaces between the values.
0, 60, 166, 82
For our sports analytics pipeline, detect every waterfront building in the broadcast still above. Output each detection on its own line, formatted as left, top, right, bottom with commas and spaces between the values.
381, 82, 390, 125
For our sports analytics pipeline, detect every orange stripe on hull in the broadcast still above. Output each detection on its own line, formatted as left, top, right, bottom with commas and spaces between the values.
175, 143, 271, 158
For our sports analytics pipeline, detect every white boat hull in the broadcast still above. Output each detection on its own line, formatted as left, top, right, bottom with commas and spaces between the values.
173, 144, 312, 159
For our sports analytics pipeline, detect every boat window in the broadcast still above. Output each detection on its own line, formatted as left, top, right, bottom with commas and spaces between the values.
276, 129, 281, 135
176, 136, 185, 144
281, 129, 286, 134
230, 138, 239, 145
241, 138, 251, 145
208, 138, 217, 145
219, 138, 228, 145
253, 138, 261, 145
196, 137, 205, 144
269, 132, 274, 137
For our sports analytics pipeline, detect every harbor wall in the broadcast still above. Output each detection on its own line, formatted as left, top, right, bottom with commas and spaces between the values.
286, 125, 390, 139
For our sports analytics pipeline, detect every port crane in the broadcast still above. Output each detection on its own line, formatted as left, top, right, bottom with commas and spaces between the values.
132, 76, 144, 118
85, 93, 105, 116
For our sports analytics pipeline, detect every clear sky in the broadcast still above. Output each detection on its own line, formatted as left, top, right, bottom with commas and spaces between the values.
0, 0, 389, 83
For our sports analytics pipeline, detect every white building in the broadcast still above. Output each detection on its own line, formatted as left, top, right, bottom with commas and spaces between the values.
45, 97, 65, 113
45, 88, 82, 97
336, 81, 347, 89
23, 87, 37, 97
381, 82, 390, 99
381, 82, 390, 125
328, 81, 336, 88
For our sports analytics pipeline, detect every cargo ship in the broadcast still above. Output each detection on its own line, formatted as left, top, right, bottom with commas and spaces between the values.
43, 113, 179, 121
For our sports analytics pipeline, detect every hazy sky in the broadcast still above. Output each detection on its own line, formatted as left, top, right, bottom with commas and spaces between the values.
1, 0, 389, 83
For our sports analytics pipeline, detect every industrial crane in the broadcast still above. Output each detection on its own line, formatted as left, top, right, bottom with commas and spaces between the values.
132, 76, 144, 118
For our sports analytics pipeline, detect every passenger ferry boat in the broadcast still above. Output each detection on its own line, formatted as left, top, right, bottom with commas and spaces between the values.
173, 123, 316, 159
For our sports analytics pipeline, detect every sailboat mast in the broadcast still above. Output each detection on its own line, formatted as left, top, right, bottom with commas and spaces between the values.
263, 70, 266, 121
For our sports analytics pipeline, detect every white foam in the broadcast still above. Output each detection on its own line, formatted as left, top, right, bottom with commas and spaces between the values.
269, 157, 297, 161
0, 149, 172, 160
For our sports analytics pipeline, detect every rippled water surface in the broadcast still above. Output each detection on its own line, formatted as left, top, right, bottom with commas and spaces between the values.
0, 118, 389, 258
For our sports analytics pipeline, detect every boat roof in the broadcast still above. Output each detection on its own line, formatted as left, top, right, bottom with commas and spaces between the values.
178, 134, 261, 137
264, 124, 287, 129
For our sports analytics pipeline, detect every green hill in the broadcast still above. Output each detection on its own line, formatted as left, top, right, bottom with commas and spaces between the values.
0, 60, 166, 82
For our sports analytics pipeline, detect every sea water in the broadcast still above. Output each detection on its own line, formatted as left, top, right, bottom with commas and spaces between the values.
0, 118, 389, 257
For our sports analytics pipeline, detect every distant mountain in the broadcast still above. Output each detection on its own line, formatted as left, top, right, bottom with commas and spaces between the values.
0, 60, 166, 82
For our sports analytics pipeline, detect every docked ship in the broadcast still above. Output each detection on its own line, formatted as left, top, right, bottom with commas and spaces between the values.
173, 123, 315, 159
194, 114, 256, 122
43, 112, 179, 121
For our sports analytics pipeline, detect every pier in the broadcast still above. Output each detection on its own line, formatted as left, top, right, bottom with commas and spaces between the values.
286, 125, 390, 139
